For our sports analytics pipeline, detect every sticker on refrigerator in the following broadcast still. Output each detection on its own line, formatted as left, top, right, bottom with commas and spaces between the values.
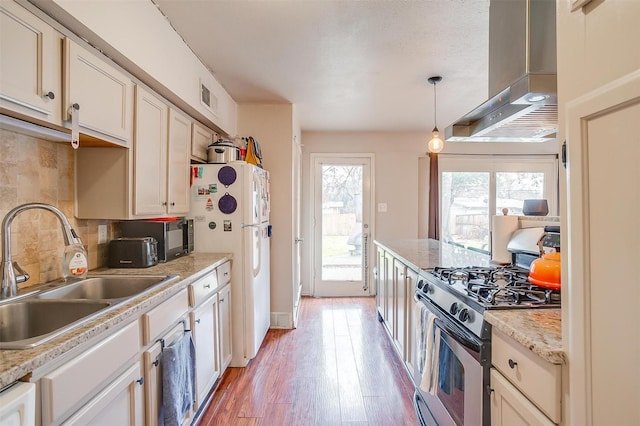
209, 183, 217, 193
208, 221, 217, 230
206, 198, 214, 211
196, 185, 212, 197
223, 220, 232, 231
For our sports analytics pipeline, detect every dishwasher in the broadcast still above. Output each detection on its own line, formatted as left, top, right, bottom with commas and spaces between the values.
0, 381, 36, 426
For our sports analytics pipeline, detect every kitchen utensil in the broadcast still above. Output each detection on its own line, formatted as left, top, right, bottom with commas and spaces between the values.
218, 166, 237, 186
218, 193, 237, 214
207, 140, 239, 163
528, 251, 561, 289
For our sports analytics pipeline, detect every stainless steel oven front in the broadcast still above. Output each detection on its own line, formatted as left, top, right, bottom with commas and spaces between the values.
412, 293, 490, 426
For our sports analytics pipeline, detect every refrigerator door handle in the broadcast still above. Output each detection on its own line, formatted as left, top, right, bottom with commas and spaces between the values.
241, 223, 260, 228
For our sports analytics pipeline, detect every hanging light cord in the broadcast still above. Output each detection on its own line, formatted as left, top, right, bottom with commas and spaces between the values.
433, 81, 438, 131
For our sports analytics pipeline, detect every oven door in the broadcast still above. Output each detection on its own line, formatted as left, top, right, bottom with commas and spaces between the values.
413, 294, 485, 426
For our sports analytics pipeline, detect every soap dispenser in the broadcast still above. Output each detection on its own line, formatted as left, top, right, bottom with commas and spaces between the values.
62, 244, 88, 280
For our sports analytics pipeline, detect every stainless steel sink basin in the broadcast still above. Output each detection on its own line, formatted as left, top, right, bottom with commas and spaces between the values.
36, 275, 177, 301
0, 300, 111, 349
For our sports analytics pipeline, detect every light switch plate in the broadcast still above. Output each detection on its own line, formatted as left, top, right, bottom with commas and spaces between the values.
98, 224, 107, 244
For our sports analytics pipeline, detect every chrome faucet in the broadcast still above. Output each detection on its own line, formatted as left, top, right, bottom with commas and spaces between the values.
1, 203, 83, 299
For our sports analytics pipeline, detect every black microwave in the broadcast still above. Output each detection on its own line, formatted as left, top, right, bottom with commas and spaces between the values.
120, 218, 193, 262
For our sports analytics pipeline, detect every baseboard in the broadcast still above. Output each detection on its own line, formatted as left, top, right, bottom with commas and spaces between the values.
270, 312, 293, 328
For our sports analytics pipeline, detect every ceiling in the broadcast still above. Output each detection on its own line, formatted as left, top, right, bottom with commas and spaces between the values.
152, 0, 491, 133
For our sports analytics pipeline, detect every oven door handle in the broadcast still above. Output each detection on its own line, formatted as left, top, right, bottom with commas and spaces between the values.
416, 293, 481, 353
433, 317, 481, 353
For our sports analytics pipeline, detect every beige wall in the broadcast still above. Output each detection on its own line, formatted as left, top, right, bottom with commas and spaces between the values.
0, 129, 111, 289
301, 131, 427, 295
237, 103, 296, 321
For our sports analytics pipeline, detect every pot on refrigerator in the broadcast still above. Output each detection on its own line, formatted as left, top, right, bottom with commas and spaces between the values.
207, 140, 239, 163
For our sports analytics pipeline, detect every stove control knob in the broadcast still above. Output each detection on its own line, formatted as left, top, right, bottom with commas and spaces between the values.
449, 303, 460, 315
459, 308, 471, 323
417, 280, 431, 293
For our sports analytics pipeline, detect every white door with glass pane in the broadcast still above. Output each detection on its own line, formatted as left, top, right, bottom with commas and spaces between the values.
439, 156, 558, 253
312, 155, 373, 297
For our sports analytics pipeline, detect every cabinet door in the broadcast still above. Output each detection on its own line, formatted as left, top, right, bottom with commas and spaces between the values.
191, 121, 213, 162
0, 1, 62, 125
63, 362, 144, 426
65, 38, 132, 146
218, 284, 232, 372
490, 369, 554, 426
383, 252, 394, 334
404, 267, 419, 375
393, 259, 406, 357
134, 84, 168, 216
167, 108, 191, 214
143, 341, 163, 426
375, 247, 386, 319
190, 296, 219, 410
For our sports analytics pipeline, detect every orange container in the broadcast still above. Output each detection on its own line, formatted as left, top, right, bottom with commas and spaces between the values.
528, 251, 561, 290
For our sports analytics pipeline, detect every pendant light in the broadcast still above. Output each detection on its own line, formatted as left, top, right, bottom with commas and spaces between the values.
427, 76, 444, 153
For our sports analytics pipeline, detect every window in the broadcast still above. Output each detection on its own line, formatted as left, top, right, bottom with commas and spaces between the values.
438, 156, 558, 253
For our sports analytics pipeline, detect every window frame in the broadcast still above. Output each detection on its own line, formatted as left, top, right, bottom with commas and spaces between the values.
437, 154, 559, 250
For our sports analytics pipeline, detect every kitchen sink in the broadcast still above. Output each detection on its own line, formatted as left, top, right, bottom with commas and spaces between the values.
36, 275, 178, 301
0, 300, 111, 349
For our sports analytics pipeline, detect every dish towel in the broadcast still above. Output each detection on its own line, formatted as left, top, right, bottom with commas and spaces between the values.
418, 305, 441, 395
160, 331, 196, 426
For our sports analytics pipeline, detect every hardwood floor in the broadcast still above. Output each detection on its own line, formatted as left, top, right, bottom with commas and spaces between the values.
198, 296, 418, 425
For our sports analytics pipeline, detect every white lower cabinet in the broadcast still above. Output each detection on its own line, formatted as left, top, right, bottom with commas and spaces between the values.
490, 328, 562, 425
217, 283, 232, 373
40, 320, 140, 426
490, 368, 554, 426
62, 362, 144, 426
190, 296, 219, 410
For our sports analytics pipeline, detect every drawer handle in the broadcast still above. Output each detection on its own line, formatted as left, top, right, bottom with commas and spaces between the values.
136, 377, 144, 385
508, 359, 518, 369
204, 284, 211, 289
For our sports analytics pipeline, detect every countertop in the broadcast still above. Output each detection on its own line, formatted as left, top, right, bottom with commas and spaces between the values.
374, 239, 564, 365
0, 252, 231, 388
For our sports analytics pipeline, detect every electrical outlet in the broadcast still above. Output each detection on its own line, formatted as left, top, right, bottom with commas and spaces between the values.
378, 203, 387, 213
98, 224, 108, 244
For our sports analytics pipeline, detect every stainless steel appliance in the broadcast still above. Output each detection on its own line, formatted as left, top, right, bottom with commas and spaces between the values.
119, 218, 193, 262
108, 237, 158, 268
412, 228, 560, 425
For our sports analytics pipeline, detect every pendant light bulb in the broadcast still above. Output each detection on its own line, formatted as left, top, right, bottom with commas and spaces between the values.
427, 76, 444, 154
428, 128, 444, 153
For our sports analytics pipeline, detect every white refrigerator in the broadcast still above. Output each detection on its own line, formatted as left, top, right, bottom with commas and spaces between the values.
188, 162, 270, 367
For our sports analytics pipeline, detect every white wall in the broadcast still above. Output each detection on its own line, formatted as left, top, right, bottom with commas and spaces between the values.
237, 104, 296, 325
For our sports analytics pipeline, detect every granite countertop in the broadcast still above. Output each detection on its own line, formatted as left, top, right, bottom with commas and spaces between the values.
375, 238, 565, 366
484, 309, 564, 364
0, 252, 231, 388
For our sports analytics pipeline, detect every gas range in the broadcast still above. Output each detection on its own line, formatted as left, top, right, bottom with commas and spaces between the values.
415, 264, 560, 339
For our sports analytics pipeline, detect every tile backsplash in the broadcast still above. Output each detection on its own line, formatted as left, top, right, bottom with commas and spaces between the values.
0, 129, 112, 288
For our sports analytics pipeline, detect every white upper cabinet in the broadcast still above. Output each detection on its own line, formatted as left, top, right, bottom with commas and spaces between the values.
191, 121, 214, 163
133, 85, 191, 217
167, 108, 191, 214
133, 85, 168, 216
0, 1, 63, 125
64, 38, 132, 146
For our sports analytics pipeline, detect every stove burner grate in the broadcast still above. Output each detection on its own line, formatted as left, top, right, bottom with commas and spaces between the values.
431, 265, 560, 307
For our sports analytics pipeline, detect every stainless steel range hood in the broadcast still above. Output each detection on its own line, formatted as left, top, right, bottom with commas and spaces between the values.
445, 0, 557, 143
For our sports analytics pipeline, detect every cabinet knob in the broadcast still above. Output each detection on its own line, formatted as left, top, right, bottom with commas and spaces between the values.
485, 385, 494, 396
508, 359, 518, 369
162, 202, 168, 206
204, 284, 211, 289
152, 360, 159, 367
136, 377, 144, 385
43, 91, 55, 100
171, 202, 175, 206
220, 298, 224, 302
71, 102, 80, 111
195, 318, 201, 324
